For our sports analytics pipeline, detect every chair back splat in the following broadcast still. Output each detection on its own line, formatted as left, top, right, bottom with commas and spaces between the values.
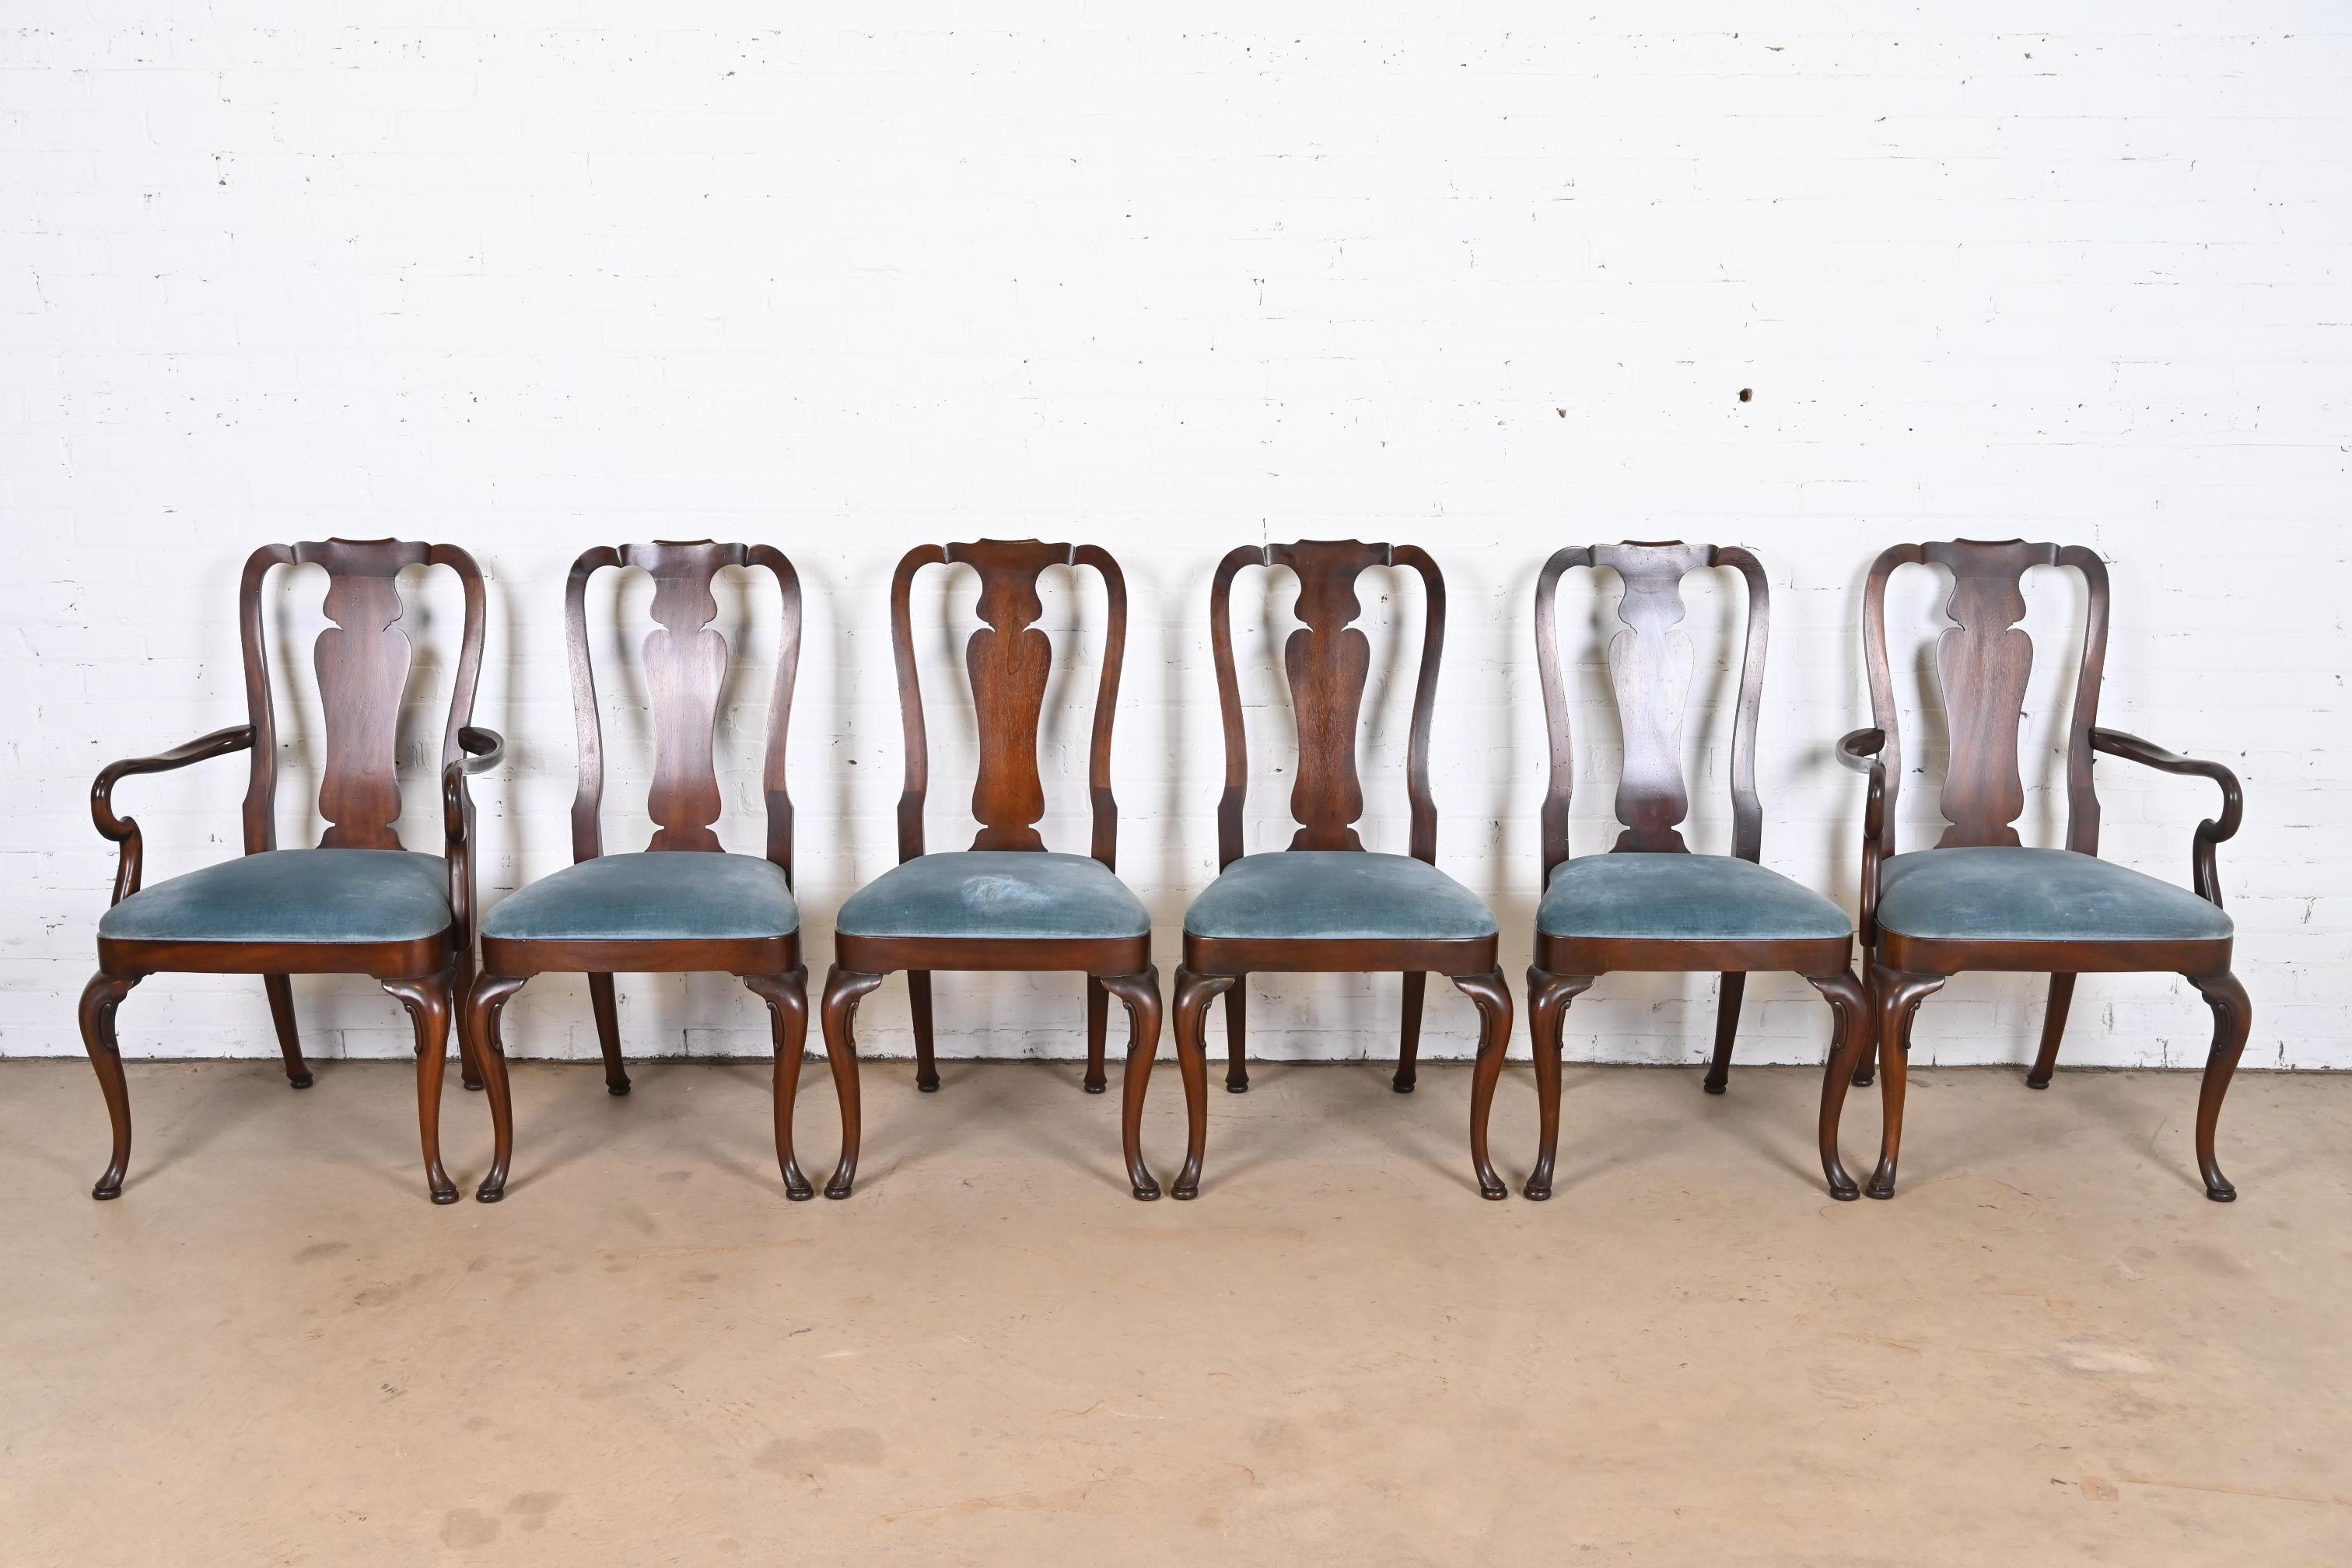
1207, 540, 1446, 869
240, 537, 492, 854
565, 541, 802, 873
890, 540, 1128, 867
1860, 539, 2110, 857
1531, 541, 1768, 886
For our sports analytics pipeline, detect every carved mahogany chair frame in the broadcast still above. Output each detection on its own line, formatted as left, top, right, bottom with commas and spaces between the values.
1526, 543, 1870, 1200
821, 541, 1160, 1199
1836, 540, 2249, 1199
1171, 540, 1514, 1199
82, 539, 504, 1203
467, 542, 810, 1202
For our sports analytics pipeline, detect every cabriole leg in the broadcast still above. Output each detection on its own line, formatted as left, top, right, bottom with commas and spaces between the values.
467, 973, 527, 1202
2186, 971, 2252, 1202
1453, 969, 1515, 1201
819, 966, 883, 1199
381, 969, 461, 1205
1522, 968, 1594, 1201
1864, 963, 1946, 1200
79, 971, 142, 1200
745, 970, 814, 1200
1169, 968, 1232, 1199
1099, 968, 1164, 1200
1805, 968, 1870, 1201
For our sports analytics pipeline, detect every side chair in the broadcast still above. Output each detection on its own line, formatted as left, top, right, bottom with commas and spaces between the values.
82, 538, 503, 1203
466, 541, 814, 1202
1170, 539, 1513, 1200
1524, 542, 1870, 1200
821, 541, 1161, 1200
1835, 539, 2249, 1200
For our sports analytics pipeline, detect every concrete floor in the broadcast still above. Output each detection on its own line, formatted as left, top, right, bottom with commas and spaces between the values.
2, 1057, 2347, 1566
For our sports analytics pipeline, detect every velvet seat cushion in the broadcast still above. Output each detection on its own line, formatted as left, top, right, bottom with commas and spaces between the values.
99, 849, 452, 945
835, 851, 1150, 941
1875, 847, 2231, 944
1538, 852, 1850, 943
1184, 852, 1499, 943
483, 852, 799, 943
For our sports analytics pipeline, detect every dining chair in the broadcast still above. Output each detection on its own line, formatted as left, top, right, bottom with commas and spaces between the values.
81, 538, 502, 1202
1525, 542, 1870, 1200
1169, 539, 1513, 1199
821, 541, 1160, 1200
1835, 539, 2248, 1199
465, 541, 812, 1202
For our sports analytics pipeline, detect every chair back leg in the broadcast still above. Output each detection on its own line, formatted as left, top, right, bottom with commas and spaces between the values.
1703, 972, 1745, 1094
263, 974, 313, 1088
1223, 979, 1248, 1092
1395, 971, 1426, 1093
450, 948, 484, 1092
586, 973, 629, 1095
1083, 976, 1109, 1094
2026, 973, 2076, 1089
908, 970, 939, 1092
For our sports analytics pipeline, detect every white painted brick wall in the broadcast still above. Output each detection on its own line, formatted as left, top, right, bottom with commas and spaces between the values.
3, 4, 2345, 1075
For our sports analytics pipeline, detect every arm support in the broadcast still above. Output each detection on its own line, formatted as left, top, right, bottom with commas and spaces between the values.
1838, 727, 1890, 938
441, 725, 506, 847
91, 725, 256, 905
2091, 727, 2242, 906
1836, 728, 1888, 845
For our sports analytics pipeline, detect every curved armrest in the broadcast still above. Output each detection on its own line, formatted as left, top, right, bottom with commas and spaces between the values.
458, 725, 505, 774
442, 726, 506, 846
2091, 727, 2242, 905
90, 725, 255, 905
1836, 727, 1886, 773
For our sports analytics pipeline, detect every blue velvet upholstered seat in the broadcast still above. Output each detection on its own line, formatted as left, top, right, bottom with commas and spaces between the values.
1538, 852, 1850, 943
835, 851, 1149, 941
1184, 852, 1499, 943
98, 849, 452, 944
482, 852, 799, 943
1875, 847, 2231, 943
